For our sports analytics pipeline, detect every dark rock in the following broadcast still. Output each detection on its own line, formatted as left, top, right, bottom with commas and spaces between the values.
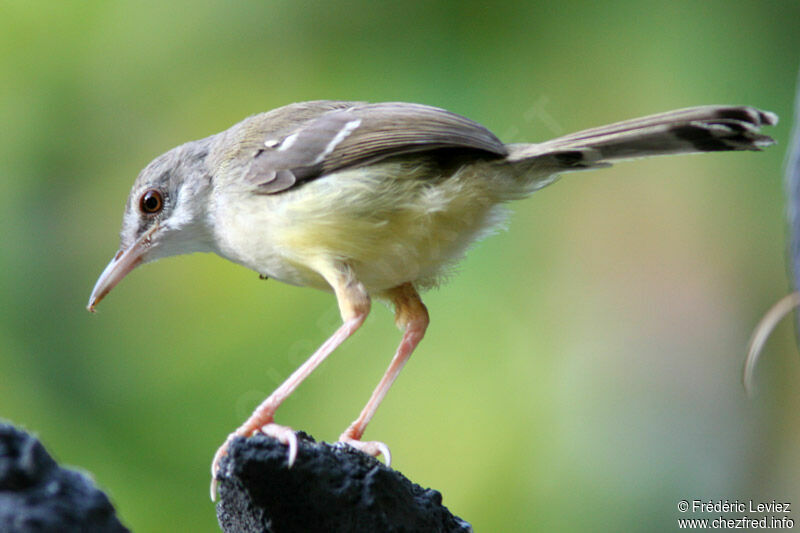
0, 422, 129, 533
215, 432, 472, 533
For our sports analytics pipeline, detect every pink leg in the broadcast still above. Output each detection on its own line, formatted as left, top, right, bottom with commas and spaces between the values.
238, 314, 366, 436
339, 283, 429, 464
211, 265, 370, 500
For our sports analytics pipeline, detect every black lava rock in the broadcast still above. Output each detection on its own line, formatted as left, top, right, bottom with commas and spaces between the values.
215, 432, 472, 533
0, 422, 129, 533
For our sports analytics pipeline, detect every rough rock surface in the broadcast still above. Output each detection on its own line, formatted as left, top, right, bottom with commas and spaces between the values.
215, 432, 472, 533
0, 422, 129, 533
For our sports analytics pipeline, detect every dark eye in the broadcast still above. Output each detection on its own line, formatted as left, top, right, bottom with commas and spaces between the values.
139, 189, 164, 214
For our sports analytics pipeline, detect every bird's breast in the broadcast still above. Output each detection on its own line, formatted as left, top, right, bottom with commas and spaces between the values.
210, 161, 511, 294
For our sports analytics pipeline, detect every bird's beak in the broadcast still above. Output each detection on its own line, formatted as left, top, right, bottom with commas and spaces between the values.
87, 224, 158, 312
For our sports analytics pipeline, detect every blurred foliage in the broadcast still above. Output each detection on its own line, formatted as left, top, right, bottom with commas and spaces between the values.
1, 1, 799, 531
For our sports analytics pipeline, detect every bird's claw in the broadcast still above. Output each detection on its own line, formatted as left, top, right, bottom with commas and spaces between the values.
257, 423, 299, 467
339, 437, 392, 467
210, 431, 239, 501
209, 423, 300, 502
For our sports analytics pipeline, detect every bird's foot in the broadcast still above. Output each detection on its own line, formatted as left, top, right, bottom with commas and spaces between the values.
256, 423, 299, 466
209, 422, 299, 501
210, 431, 239, 501
338, 435, 392, 467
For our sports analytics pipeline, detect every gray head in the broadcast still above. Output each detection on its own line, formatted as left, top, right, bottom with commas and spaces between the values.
88, 137, 215, 311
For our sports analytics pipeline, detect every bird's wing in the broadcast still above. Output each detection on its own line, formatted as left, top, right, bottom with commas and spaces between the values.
244, 102, 508, 194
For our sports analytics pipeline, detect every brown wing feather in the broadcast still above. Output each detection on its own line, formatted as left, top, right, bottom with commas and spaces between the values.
244, 102, 508, 194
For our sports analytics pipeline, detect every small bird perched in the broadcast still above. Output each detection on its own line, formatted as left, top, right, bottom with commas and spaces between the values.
87, 101, 776, 499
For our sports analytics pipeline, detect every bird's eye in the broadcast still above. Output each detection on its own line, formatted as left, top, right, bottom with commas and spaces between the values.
139, 189, 164, 214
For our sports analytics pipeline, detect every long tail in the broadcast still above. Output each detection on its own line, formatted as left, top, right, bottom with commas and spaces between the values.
506, 106, 778, 172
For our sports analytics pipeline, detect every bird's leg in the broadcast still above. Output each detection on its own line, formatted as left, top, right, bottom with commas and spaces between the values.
338, 282, 429, 464
211, 264, 370, 499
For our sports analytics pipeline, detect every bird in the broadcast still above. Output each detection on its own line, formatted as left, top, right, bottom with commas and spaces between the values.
86, 100, 777, 499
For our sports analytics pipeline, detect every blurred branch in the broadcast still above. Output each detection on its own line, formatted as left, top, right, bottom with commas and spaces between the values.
744, 64, 800, 392
785, 65, 800, 322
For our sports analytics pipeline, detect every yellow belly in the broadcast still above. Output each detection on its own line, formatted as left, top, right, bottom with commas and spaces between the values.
212, 159, 513, 295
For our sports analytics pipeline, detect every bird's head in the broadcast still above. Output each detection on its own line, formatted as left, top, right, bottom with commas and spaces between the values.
87, 138, 215, 312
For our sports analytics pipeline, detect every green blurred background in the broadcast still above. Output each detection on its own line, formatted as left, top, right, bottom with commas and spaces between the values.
2, 1, 799, 531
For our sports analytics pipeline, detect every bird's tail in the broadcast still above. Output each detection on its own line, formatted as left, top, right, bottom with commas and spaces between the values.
505, 106, 778, 177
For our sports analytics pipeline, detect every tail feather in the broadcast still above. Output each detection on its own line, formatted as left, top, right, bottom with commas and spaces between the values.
506, 106, 777, 171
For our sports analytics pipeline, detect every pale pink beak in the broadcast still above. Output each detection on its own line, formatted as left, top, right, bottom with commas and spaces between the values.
87, 225, 158, 312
